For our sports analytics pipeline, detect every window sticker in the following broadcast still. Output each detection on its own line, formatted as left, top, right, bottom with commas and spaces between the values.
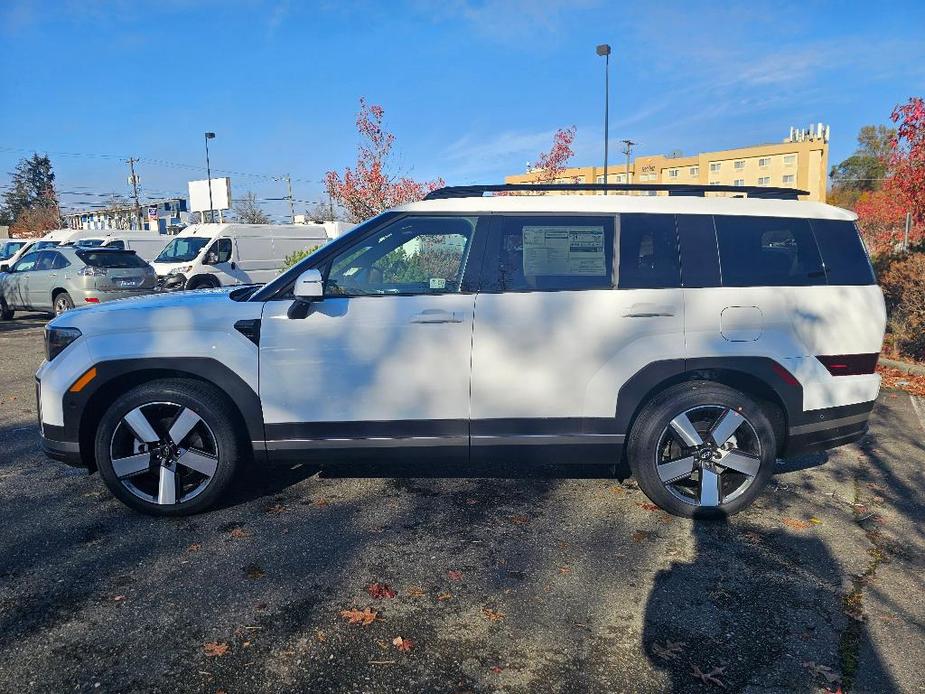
429, 277, 446, 289
522, 226, 605, 275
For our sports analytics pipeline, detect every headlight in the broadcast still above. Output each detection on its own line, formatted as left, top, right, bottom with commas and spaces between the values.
170, 265, 193, 275
45, 327, 82, 362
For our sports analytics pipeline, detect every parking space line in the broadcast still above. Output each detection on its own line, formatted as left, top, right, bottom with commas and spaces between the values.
911, 394, 925, 434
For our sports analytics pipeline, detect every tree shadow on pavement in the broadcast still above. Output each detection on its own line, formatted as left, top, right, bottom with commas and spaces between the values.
642, 516, 896, 692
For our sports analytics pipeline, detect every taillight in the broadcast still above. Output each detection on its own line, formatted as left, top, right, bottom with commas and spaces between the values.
816, 353, 879, 376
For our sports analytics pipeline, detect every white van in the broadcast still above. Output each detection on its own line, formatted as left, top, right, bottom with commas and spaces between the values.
72, 232, 169, 261
151, 222, 346, 290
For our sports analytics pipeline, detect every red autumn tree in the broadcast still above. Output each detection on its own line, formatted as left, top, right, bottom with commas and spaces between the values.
889, 97, 925, 226
325, 98, 444, 223
855, 181, 914, 255
531, 126, 577, 182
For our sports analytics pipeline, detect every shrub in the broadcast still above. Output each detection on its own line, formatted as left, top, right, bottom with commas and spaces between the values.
879, 251, 925, 361
282, 245, 320, 270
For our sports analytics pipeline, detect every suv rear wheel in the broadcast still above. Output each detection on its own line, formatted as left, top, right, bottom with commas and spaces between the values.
95, 378, 241, 516
627, 381, 776, 518
53, 292, 74, 315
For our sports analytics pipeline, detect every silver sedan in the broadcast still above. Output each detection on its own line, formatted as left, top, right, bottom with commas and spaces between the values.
0, 246, 156, 319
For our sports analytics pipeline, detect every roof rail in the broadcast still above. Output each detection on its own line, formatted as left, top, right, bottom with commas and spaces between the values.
424, 183, 810, 201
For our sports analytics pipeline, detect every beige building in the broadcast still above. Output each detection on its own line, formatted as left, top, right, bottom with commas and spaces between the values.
506, 125, 830, 202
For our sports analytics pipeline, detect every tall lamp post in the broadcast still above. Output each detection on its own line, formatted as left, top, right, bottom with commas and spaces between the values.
596, 44, 611, 194
204, 132, 216, 222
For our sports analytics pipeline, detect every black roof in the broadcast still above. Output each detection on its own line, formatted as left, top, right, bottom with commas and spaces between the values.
424, 183, 810, 201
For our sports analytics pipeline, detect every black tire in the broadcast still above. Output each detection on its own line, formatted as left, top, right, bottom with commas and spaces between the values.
0, 298, 12, 321
627, 381, 777, 519
53, 292, 74, 315
95, 378, 243, 516
187, 276, 218, 290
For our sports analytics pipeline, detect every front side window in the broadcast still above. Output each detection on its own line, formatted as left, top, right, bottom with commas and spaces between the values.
618, 214, 681, 289
715, 216, 825, 287
325, 216, 477, 296
207, 238, 232, 264
485, 215, 614, 292
34, 251, 58, 271
12, 252, 39, 272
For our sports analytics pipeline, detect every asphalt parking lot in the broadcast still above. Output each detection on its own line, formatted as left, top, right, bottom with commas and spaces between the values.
1, 314, 923, 693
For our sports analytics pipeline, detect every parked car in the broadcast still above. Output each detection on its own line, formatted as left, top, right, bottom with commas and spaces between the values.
70, 232, 170, 261
0, 246, 156, 318
0, 238, 32, 264
0, 238, 50, 272
151, 222, 349, 291
36, 183, 885, 518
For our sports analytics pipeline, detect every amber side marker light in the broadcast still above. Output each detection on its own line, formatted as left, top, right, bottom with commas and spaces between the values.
69, 367, 97, 393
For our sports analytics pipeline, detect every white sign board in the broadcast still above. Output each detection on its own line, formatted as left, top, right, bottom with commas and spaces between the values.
188, 177, 232, 213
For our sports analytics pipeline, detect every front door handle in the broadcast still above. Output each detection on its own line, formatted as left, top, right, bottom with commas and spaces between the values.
623, 302, 675, 318
410, 309, 462, 324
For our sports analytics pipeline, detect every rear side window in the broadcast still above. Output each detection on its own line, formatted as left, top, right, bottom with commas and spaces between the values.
77, 250, 149, 269
677, 214, 721, 288
105, 240, 125, 250
810, 220, 876, 285
714, 216, 825, 287
486, 215, 614, 291
618, 214, 680, 289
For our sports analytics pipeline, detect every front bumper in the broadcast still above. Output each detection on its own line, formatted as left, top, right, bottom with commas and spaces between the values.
36, 377, 83, 466
154, 273, 187, 292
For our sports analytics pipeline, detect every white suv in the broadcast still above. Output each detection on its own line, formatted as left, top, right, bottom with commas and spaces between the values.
36, 184, 886, 518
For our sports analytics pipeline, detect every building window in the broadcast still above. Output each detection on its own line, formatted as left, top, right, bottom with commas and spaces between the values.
689, 166, 699, 176
710, 162, 721, 172
596, 175, 604, 184
668, 169, 679, 178
734, 160, 746, 170
782, 174, 795, 185
709, 180, 720, 185
757, 176, 770, 185
759, 157, 771, 168
733, 178, 745, 186
616, 174, 626, 183
783, 155, 796, 166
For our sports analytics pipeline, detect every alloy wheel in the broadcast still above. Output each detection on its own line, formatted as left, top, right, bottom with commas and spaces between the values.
109, 401, 219, 505
54, 296, 72, 315
655, 405, 762, 508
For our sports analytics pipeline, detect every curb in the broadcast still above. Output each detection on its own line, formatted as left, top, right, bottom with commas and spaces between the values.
879, 357, 925, 377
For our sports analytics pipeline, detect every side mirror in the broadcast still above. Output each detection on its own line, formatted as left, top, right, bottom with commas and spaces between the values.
294, 268, 323, 300
0, 263, 8, 273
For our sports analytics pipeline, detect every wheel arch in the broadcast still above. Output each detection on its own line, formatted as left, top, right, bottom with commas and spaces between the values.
186, 273, 220, 289
69, 358, 264, 470
616, 358, 801, 457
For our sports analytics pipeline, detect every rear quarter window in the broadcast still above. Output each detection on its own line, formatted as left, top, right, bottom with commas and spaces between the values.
77, 251, 149, 269
810, 219, 876, 285
714, 215, 825, 287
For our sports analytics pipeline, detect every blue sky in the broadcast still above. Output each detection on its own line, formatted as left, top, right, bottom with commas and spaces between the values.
1, 0, 924, 221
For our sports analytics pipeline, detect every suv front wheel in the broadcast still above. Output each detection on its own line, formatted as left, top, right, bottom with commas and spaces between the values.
627, 381, 777, 518
95, 378, 242, 516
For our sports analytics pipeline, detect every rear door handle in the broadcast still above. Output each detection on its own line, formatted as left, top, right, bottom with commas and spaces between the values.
623, 302, 675, 318
410, 309, 462, 324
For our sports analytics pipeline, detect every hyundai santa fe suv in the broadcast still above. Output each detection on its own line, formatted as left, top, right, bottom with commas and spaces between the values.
35, 183, 886, 518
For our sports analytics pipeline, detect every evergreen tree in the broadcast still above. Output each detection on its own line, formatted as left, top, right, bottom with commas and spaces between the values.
1, 154, 58, 225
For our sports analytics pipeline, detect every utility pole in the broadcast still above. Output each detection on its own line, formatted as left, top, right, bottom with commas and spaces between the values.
285, 174, 294, 223
126, 158, 141, 230
621, 139, 636, 186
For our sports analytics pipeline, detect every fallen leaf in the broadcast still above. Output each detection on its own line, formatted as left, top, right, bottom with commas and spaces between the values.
243, 563, 265, 580
313, 497, 329, 508
652, 640, 685, 661
691, 664, 726, 688
436, 592, 453, 601
229, 527, 250, 539
447, 570, 463, 581
366, 582, 397, 599
188, 543, 202, 552
809, 517, 823, 525
266, 503, 287, 515
742, 531, 763, 544
638, 502, 661, 512
392, 636, 414, 652
482, 607, 505, 622
631, 530, 652, 543
406, 586, 426, 598
113, 595, 126, 602
608, 485, 625, 495
490, 666, 503, 674
510, 515, 530, 525
559, 566, 572, 575
203, 642, 230, 657
783, 518, 810, 530
802, 661, 841, 684
316, 630, 327, 642
340, 607, 378, 626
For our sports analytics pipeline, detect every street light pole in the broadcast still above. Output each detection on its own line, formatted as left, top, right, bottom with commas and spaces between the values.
596, 44, 611, 194
204, 132, 216, 223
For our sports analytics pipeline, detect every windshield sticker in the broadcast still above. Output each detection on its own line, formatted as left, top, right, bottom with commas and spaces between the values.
522, 226, 605, 275
429, 278, 447, 289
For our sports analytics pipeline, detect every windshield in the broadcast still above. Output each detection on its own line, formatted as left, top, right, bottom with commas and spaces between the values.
33, 241, 59, 250
74, 239, 105, 248
154, 236, 210, 263
0, 241, 25, 260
